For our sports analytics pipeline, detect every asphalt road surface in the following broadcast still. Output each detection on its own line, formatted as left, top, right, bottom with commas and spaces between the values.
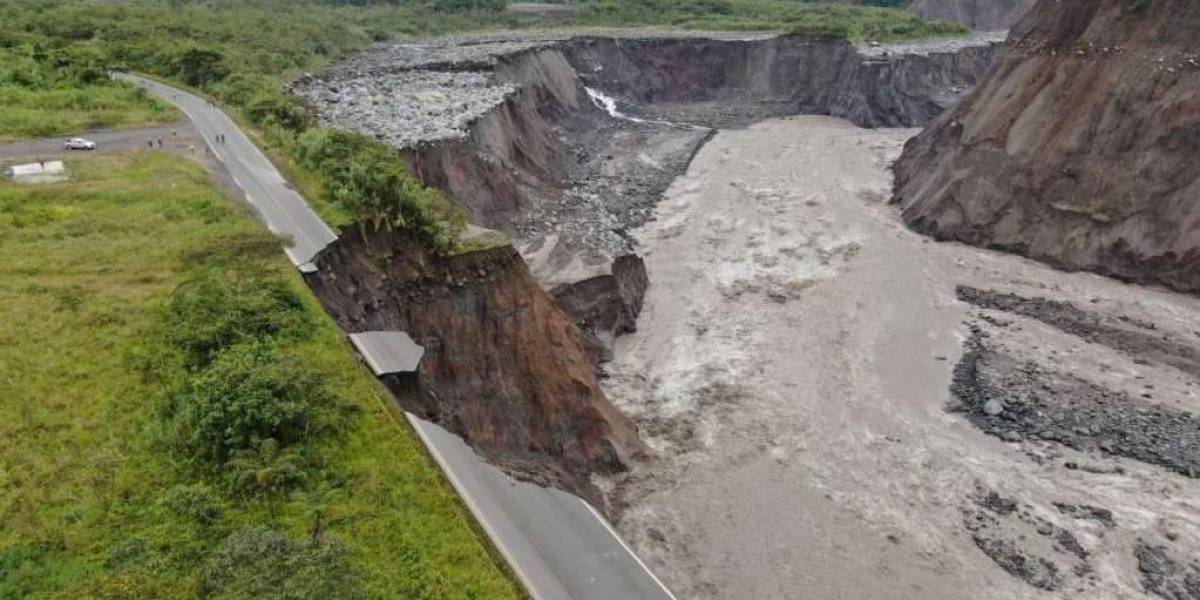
114, 73, 337, 268
407, 415, 677, 600
121, 74, 677, 600
350, 335, 678, 600
0, 122, 190, 161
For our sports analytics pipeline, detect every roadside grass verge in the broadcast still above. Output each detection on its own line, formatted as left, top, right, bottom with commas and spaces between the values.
0, 151, 520, 599
0, 84, 180, 144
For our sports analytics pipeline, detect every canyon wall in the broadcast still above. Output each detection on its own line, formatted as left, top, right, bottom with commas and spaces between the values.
893, 0, 1200, 294
909, 0, 1037, 30
305, 230, 646, 503
566, 34, 1000, 128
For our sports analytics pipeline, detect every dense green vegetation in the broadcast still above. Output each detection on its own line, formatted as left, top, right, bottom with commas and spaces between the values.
0, 153, 521, 599
0, 0, 962, 238
571, 0, 963, 38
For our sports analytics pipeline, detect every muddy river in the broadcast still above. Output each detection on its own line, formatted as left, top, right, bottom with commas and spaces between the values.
602, 116, 1200, 600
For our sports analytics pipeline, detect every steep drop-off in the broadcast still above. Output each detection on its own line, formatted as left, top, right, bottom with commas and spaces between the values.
297, 33, 1002, 278
909, 0, 1037, 30
292, 31, 1002, 502
305, 230, 647, 503
567, 34, 1000, 128
894, 0, 1200, 294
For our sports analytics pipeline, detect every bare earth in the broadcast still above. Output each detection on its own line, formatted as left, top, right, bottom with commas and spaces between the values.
601, 116, 1200, 600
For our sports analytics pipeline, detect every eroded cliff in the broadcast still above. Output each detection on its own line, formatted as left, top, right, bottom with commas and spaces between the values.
894, 0, 1200, 294
305, 230, 646, 503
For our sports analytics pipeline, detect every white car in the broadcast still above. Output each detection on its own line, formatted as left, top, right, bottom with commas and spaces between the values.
64, 137, 96, 150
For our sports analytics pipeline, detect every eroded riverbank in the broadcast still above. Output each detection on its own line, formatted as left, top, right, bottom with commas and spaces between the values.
601, 116, 1200, 600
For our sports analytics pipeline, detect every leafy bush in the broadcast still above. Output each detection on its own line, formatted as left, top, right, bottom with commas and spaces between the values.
246, 93, 312, 131
293, 128, 465, 251
227, 438, 308, 504
160, 483, 224, 526
170, 342, 345, 463
175, 48, 230, 87
163, 273, 314, 369
199, 527, 365, 600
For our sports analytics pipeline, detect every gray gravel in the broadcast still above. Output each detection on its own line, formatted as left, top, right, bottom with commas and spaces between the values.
295, 70, 515, 147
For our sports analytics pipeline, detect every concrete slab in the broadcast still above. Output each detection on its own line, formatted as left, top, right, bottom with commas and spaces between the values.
348, 331, 425, 375
8, 160, 67, 183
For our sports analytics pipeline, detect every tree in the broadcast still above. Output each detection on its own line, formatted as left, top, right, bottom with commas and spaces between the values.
171, 342, 341, 463
176, 47, 228, 87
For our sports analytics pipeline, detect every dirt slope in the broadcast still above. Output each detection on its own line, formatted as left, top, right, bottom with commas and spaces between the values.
306, 230, 646, 503
893, 0, 1200, 294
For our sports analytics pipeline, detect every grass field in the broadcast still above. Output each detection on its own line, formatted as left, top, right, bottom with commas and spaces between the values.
0, 152, 520, 599
0, 85, 180, 144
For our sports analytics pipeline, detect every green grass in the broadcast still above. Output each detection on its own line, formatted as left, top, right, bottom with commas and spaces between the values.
0, 84, 180, 144
0, 152, 520, 599
0, 0, 964, 145
570, 0, 967, 40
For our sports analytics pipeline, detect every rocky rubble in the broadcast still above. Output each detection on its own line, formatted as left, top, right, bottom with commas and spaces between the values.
294, 70, 515, 147
951, 329, 1200, 479
1136, 543, 1200, 600
962, 486, 1093, 592
957, 285, 1200, 379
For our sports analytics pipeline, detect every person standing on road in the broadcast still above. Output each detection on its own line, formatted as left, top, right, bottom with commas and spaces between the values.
148, 140, 153, 149
157, 139, 163, 148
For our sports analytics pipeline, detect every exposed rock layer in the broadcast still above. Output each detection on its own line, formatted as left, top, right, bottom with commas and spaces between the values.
305, 230, 646, 503
566, 34, 1000, 128
893, 0, 1200, 294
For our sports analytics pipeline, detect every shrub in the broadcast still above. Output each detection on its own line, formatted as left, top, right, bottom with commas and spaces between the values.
160, 483, 224, 526
163, 273, 314, 369
246, 93, 311, 131
293, 128, 465, 251
171, 342, 343, 464
226, 438, 308, 504
198, 527, 365, 600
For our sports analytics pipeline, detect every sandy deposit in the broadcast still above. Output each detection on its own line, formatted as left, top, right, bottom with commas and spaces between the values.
601, 115, 1200, 599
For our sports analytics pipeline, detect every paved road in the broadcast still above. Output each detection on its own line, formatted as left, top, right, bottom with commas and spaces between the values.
357, 339, 677, 600
0, 122, 191, 162
407, 415, 676, 600
114, 73, 337, 269
124, 74, 677, 600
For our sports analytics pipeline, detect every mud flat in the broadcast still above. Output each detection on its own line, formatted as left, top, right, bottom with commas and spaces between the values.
601, 115, 1200, 599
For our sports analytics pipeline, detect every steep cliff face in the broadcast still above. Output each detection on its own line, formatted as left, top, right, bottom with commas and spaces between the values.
566, 34, 1001, 128
306, 230, 647, 502
407, 47, 599, 230
909, 0, 1037, 30
551, 254, 648, 364
893, 0, 1200, 294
